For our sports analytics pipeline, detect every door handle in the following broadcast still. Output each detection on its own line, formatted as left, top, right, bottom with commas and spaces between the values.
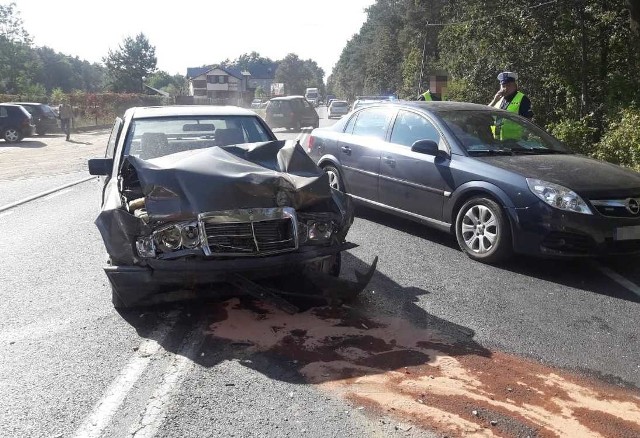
383, 156, 396, 166
340, 146, 351, 155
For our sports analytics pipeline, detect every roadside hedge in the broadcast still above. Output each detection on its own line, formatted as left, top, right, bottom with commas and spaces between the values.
594, 108, 640, 171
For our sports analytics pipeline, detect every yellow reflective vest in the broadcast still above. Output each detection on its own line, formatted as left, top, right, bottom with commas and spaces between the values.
491, 91, 524, 140
421, 91, 433, 101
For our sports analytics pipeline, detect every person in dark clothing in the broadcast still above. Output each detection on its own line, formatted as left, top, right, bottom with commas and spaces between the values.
488, 71, 533, 119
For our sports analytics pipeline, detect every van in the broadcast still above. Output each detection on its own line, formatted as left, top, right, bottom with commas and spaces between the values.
304, 88, 320, 107
265, 96, 319, 131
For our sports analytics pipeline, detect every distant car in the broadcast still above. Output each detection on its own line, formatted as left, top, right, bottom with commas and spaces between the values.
7, 102, 58, 135
351, 99, 384, 112
0, 103, 35, 143
250, 98, 263, 109
88, 105, 357, 308
327, 100, 350, 119
307, 101, 640, 262
265, 96, 319, 131
325, 95, 336, 106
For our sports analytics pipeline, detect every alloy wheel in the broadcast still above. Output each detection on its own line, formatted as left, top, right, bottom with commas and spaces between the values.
461, 204, 498, 254
4, 128, 20, 142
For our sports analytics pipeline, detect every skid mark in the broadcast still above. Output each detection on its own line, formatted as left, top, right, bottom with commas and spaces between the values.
207, 299, 640, 437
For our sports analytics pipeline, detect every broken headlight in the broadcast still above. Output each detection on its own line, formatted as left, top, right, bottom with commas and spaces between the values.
136, 221, 201, 257
307, 221, 334, 241
155, 225, 182, 251
136, 236, 156, 258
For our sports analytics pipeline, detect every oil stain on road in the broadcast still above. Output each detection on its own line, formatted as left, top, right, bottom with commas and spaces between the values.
206, 298, 640, 438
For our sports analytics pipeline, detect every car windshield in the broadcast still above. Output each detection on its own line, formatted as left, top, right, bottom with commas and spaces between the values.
437, 110, 571, 155
42, 105, 57, 117
124, 115, 273, 160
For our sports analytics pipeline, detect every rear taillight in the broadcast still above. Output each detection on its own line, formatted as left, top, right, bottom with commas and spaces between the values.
307, 135, 315, 153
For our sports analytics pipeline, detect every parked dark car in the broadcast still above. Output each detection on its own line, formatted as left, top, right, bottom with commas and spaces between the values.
307, 101, 640, 262
0, 103, 35, 143
265, 96, 319, 131
88, 105, 361, 308
7, 102, 58, 135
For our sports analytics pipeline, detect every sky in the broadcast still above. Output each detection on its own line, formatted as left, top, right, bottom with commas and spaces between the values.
13, 0, 376, 79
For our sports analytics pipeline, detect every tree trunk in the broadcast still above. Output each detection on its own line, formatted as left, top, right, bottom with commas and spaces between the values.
626, 0, 640, 36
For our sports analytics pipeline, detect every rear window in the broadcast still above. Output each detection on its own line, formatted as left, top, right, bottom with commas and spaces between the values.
124, 115, 274, 160
332, 101, 348, 108
267, 101, 289, 111
305, 92, 318, 99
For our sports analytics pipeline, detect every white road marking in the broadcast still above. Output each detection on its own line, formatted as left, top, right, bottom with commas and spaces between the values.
0, 210, 14, 218
592, 261, 640, 298
72, 311, 179, 438
43, 188, 72, 200
128, 319, 205, 438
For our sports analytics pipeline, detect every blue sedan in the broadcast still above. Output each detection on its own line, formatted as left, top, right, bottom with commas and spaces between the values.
306, 101, 640, 263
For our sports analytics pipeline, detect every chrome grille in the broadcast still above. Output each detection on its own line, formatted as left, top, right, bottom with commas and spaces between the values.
590, 197, 640, 218
199, 208, 298, 256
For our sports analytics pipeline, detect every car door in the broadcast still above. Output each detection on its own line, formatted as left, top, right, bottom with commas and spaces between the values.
337, 107, 395, 201
300, 98, 318, 127
378, 109, 450, 221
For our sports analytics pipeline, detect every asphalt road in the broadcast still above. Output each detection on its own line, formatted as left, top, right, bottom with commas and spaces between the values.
1, 108, 639, 438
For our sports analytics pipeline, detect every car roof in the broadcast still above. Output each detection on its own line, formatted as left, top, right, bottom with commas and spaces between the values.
362, 100, 495, 112
126, 105, 259, 119
270, 96, 305, 101
7, 102, 47, 106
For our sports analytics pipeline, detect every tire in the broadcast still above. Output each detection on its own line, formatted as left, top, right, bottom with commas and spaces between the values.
323, 165, 344, 192
455, 196, 512, 263
3, 128, 22, 143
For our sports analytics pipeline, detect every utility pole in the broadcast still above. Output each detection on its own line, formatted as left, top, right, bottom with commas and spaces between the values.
417, 26, 428, 97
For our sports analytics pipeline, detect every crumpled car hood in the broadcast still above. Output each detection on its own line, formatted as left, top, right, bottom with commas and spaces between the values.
125, 140, 335, 220
97, 140, 353, 264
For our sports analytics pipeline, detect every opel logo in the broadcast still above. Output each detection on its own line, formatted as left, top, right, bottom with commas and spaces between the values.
626, 198, 640, 215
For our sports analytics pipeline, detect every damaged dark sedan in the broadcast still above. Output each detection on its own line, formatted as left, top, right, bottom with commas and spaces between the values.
89, 106, 373, 309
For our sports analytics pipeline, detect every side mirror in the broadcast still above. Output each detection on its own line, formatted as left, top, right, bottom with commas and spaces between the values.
88, 158, 113, 176
411, 139, 441, 155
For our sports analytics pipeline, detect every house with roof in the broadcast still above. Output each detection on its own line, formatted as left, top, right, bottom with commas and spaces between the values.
186, 64, 276, 105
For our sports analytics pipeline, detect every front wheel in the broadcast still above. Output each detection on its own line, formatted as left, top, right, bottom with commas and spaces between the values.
323, 165, 343, 192
455, 197, 512, 263
3, 128, 22, 143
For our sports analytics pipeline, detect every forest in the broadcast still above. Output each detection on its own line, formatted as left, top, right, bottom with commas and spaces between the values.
328, 0, 640, 169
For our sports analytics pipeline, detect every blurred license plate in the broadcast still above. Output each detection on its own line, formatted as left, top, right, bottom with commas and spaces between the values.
614, 225, 640, 240
272, 113, 283, 117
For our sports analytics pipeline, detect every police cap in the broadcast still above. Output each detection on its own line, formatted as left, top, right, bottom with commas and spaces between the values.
497, 71, 518, 84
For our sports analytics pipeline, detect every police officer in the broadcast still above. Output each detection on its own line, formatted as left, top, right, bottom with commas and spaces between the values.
488, 71, 533, 119
417, 89, 441, 101
489, 72, 533, 140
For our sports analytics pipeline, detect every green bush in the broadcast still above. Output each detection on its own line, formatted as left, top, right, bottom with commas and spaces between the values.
594, 108, 640, 171
547, 117, 597, 156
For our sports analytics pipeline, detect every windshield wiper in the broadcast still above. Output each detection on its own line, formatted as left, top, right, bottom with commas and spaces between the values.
467, 148, 513, 156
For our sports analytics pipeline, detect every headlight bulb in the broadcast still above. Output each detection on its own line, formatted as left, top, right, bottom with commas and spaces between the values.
180, 224, 199, 248
308, 221, 333, 240
155, 225, 181, 251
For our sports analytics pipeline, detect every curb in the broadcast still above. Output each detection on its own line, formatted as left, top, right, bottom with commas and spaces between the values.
0, 176, 96, 213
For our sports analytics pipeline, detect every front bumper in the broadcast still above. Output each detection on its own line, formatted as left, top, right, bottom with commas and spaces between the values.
508, 201, 640, 257
106, 243, 355, 306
